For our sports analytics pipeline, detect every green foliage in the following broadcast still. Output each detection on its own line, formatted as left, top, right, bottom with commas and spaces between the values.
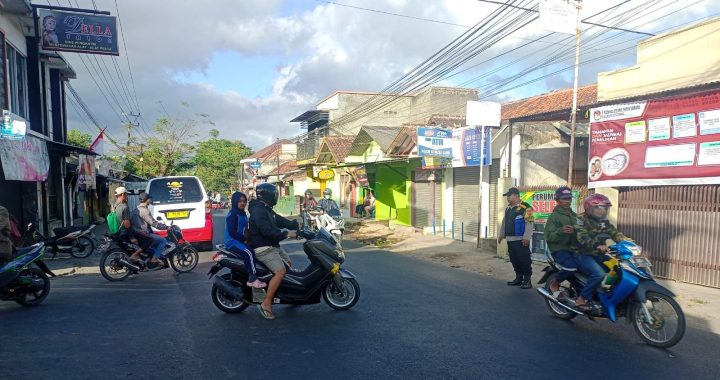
123, 117, 198, 178
67, 129, 93, 148
193, 129, 253, 193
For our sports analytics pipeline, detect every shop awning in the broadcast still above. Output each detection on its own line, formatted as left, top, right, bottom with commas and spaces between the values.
46, 140, 98, 156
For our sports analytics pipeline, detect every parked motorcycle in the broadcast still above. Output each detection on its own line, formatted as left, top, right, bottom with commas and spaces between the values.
98, 219, 199, 281
25, 222, 99, 258
208, 227, 360, 313
317, 208, 344, 243
0, 243, 56, 307
536, 240, 686, 348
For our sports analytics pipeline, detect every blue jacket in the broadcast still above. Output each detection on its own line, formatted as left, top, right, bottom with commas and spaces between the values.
224, 192, 249, 249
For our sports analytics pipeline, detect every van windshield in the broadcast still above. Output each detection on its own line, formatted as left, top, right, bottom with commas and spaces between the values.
148, 177, 204, 205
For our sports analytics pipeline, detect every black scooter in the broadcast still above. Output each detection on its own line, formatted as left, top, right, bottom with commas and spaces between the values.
0, 243, 56, 307
25, 222, 99, 258
208, 228, 360, 313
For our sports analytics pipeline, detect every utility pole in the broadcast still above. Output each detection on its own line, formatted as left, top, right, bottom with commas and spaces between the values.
139, 143, 145, 178
276, 138, 281, 195
567, 1, 582, 186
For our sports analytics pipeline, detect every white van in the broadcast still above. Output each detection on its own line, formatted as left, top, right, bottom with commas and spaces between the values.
145, 176, 213, 250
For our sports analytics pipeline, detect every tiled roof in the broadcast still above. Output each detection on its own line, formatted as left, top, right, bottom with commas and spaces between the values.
320, 135, 355, 163
387, 126, 418, 157
247, 139, 292, 162
268, 160, 297, 176
426, 114, 467, 128
501, 83, 598, 122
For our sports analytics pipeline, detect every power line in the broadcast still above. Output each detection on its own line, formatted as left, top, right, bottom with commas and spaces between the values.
114, 0, 141, 113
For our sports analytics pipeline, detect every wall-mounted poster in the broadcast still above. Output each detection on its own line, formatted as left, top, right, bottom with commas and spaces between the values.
588, 90, 720, 187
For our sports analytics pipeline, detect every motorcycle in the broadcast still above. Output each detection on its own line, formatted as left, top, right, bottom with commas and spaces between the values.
0, 243, 56, 307
24, 221, 99, 258
98, 218, 199, 281
536, 240, 686, 348
317, 208, 344, 243
208, 227, 360, 313
301, 207, 321, 232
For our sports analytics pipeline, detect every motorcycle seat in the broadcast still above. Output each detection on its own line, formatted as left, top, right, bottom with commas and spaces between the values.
53, 226, 85, 237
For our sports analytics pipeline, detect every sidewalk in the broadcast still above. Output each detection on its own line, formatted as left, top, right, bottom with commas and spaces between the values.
346, 219, 720, 335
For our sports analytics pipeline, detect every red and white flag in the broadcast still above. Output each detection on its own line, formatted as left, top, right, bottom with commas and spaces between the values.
89, 129, 105, 154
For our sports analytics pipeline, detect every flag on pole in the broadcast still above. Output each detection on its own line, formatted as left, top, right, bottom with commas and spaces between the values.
89, 128, 105, 155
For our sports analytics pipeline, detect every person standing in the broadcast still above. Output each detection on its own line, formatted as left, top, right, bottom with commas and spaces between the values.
543, 186, 579, 298
0, 205, 13, 263
497, 187, 534, 289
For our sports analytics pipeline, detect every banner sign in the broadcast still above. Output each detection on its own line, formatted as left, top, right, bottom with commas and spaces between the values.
77, 154, 96, 191
588, 90, 720, 187
451, 126, 491, 167
519, 189, 579, 224
354, 165, 369, 187
38, 9, 119, 55
0, 136, 49, 181
417, 127, 452, 158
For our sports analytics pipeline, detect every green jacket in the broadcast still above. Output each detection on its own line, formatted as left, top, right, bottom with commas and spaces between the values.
544, 205, 578, 253
573, 214, 627, 256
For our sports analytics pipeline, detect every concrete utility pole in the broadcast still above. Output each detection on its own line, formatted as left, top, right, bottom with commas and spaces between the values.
276, 138, 281, 195
567, 0, 582, 186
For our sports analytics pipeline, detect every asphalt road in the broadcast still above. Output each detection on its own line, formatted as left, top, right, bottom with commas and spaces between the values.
1, 211, 719, 379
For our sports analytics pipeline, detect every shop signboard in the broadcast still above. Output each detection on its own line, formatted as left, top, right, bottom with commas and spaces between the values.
588, 90, 720, 187
0, 111, 27, 140
37, 8, 119, 55
451, 126, 491, 167
417, 127, 452, 158
77, 154, 96, 191
0, 135, 49, 181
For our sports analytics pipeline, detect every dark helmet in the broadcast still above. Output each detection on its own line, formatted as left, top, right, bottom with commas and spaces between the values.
583, 193, 612, 220
304, 189, 313, 196
555, 186, 572, 200
256, 183, 278, 207
323, 188, 332, 196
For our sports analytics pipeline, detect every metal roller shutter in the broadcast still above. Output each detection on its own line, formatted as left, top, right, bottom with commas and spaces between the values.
453, 167, 480, 237
488, 159, 501, 238
412, 171, 442, 228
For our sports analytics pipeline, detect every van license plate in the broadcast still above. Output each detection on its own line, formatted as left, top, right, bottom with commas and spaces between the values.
166, 210, 190, 219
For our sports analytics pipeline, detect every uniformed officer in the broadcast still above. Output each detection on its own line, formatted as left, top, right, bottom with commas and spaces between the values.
498, 187, 534, 289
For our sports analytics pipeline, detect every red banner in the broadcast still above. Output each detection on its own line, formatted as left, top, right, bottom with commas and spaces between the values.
588, 89, 720, 187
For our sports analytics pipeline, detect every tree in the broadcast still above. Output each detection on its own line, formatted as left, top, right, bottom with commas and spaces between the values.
193, 129, 253, 193
67, 129, 93, 148
123, 116, 199, 178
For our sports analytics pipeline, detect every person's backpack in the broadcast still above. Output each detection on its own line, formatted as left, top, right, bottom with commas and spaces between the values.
106, 207, 120, 234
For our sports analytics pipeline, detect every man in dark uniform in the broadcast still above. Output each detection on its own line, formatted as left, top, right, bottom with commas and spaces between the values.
497, 187, 534, 289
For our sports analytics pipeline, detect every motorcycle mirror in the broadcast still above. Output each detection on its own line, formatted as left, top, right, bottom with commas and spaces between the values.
156, 216, 163, 221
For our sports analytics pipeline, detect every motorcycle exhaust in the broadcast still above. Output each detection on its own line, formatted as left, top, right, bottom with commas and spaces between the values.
117, 258, 141, 273
537, 288, 584, 315
213, 277, 246, 300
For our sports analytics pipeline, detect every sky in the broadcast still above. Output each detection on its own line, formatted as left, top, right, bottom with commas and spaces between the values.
58, 0, 720, 151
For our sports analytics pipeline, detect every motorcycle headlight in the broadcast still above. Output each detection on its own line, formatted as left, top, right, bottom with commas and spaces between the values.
628, 245, 643, 256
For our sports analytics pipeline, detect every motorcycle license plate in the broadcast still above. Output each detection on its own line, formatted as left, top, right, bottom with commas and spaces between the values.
166, 210, 190, 220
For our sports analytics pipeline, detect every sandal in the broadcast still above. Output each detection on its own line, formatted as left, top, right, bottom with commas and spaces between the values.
257, 305, 276, 320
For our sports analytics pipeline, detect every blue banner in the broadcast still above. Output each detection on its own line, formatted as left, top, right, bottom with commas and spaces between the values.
451, 126, 490, 167
38, 9, 119, 55
417, 127, 452, 158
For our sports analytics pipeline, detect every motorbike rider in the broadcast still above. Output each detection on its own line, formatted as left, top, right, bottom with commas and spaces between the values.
572, 193, 631, 310
543, 186, 579, 299
318, 188, 339, 213
248, 183, 299, 320
131, 193, 175, 270
300, 189, 318, 228
225, 191, 266, 289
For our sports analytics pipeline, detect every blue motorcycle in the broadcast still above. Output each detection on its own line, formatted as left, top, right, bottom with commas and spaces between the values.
0, 243, 56, 307
537, 241, 686, 348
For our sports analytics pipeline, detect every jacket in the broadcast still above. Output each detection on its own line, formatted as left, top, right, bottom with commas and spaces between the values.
0, 206, 12, 261
318, 198, 339, 212
544, 205, 578, 253
248, 199, 299, 249
131, 203, 164, 234
498, 202, 534, 242
573, 214, 628, 256
225, 192, 249, 247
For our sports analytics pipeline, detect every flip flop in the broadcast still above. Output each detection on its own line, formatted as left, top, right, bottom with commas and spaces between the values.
257, 305, 276, 320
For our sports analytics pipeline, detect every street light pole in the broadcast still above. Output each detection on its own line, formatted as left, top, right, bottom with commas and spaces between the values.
567, 0, 582, 186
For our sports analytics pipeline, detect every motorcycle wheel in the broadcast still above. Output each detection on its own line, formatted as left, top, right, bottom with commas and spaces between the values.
170, 244, 199, 273
211, 274, 250, 313
543, 273, 577, 320
16, 268, 51, 307
323, 277, 360, 310
70, 236, 95, 258
99, 248, 132, 281
632, 291, 686, 348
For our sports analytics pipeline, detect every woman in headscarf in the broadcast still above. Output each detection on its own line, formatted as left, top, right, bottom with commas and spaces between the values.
225, 191, 265, 288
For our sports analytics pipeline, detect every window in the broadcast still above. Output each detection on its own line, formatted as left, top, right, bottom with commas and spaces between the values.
148, 177, 204, 205
7, 44, 28, 119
